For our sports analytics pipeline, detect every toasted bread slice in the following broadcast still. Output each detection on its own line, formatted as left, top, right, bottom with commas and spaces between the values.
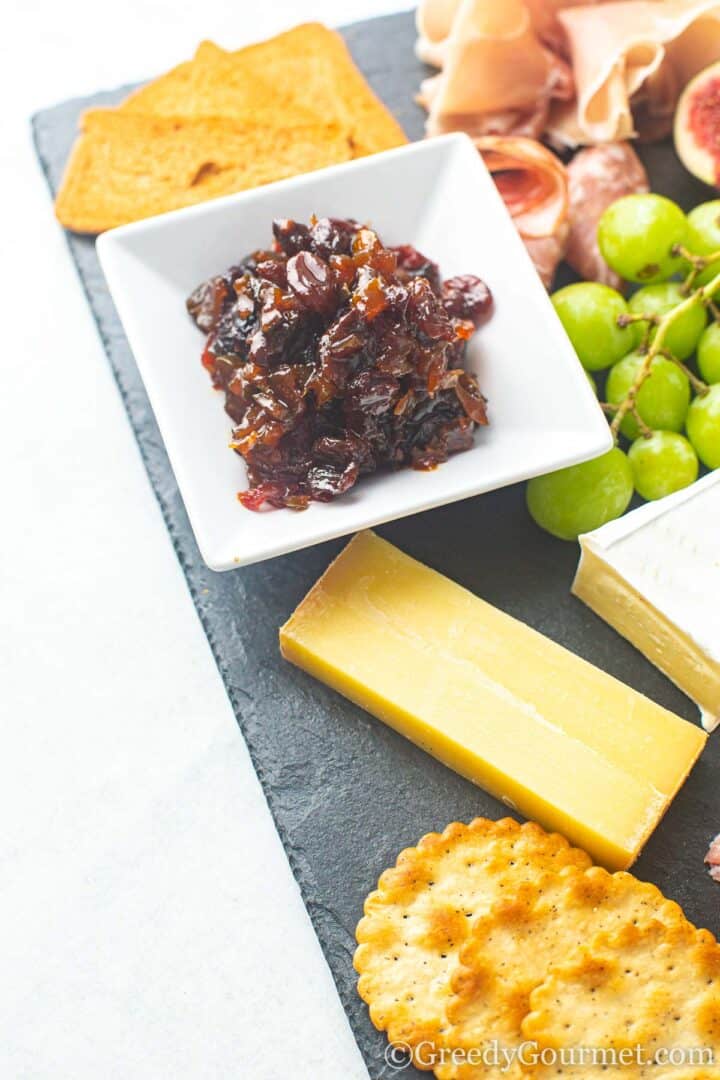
220, 24, 407, 156
121, 41, 320, 128
119, 58, 196, 114
121, 26, 407, 156
55, 109, 353, 233
55, 25, 407, 232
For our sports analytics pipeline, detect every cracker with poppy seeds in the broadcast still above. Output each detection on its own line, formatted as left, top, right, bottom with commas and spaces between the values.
523, 920, 720, 1080
435, 866, 691, 1080
353, 818, 591, 1071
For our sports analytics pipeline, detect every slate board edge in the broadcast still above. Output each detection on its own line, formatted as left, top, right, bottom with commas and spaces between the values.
30, 14, 425, 1080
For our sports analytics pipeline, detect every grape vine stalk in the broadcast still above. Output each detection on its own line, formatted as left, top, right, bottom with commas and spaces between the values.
606, 248, 718, 439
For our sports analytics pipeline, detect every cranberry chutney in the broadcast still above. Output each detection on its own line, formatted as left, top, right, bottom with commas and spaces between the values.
186, 216, 493, 511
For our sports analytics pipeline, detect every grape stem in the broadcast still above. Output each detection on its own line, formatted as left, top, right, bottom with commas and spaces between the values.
657, 349, 711, 396
616, 312, 660, 326
617, 310, 658, 350
672, 244, 720, 295
672, 243, 720, 270
607, 271, 719, 439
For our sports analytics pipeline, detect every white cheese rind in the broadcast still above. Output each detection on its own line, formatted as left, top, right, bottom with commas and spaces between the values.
573, 471, 720, 731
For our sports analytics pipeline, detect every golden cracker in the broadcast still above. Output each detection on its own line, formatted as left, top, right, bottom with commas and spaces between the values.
353, 818, 591, 1070
523, 920, 720, 1079
437, 866, 690, 1079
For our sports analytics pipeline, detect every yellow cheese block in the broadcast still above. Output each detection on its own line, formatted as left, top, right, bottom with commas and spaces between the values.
280, 531, 706, 870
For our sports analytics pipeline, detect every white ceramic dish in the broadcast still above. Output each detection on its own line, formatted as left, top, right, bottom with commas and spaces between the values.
98, 133, 611, 571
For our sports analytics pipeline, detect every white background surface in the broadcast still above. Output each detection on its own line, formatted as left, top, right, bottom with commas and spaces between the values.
1, 3, 411, 1077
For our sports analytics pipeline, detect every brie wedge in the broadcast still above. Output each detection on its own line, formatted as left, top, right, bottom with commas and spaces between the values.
573, 470, 720, 732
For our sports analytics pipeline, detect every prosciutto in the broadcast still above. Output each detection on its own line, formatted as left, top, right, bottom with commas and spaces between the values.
565, 142, 650, 287
417, 0, 720, 146
417, 0, 574, 140
705, 833, 720, 881
551, 0, 720, 145
416, 0, 601, 64
416, 0, 462, 67
475, 136, 570, 286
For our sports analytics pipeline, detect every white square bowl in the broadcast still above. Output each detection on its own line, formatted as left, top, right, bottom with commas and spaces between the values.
97, 133, 611, 571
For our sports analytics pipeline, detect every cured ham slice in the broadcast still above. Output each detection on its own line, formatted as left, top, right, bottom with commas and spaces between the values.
418, 0, 574, 140
475, 136, 569, 286
705, 833, 720, 881
566, 142, 649, 287
416, 0, 603, 66
418, 0, 720, 146
523, 0, 604, 53
416, 0, 462, 67
552, 0, 720, 145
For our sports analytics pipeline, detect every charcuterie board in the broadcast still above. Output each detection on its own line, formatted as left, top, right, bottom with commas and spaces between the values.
32, 12, 720, 1079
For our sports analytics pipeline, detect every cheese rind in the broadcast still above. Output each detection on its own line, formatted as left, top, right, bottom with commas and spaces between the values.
280, 531, 706, 870
573, 470, 720, 732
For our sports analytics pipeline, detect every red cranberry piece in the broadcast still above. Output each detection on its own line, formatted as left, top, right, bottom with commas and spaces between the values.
442, 275, 493, 326
286, 251, 339, 314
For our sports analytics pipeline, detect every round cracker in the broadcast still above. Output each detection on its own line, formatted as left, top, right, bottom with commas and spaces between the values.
353, 817, 591, 1070
438, 866, 689, 1079
523, 920, 720, 1080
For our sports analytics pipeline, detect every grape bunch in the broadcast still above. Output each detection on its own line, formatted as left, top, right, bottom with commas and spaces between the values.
528, 193, 720, 541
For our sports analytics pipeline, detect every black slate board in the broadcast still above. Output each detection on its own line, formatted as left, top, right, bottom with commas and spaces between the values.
33, 13, 720, 1079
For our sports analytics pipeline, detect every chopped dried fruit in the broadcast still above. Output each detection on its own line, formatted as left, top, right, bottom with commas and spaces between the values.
442, 274, 493, 325
186, 218, 492, 509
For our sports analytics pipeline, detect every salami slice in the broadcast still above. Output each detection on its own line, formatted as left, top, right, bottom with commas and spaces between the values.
565, 142, 649, 288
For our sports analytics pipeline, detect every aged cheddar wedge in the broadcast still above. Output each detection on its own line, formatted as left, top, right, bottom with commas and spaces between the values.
280, 531, 706, 870
573, 469, 720, 733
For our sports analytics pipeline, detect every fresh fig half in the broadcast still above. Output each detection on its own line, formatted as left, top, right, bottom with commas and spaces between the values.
675, 60, 720, 187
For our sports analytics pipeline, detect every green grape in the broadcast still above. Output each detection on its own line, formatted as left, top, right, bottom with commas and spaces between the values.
605, 350, 691, 440
627, 283, 706, 359
697, 321, 720, 384
686, 384, 720, 468
551, 282, 636, 372
685, 201, 720, 287
628, 431, 699, 501
598, 194, 687, 283
526, 448, 633, 541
